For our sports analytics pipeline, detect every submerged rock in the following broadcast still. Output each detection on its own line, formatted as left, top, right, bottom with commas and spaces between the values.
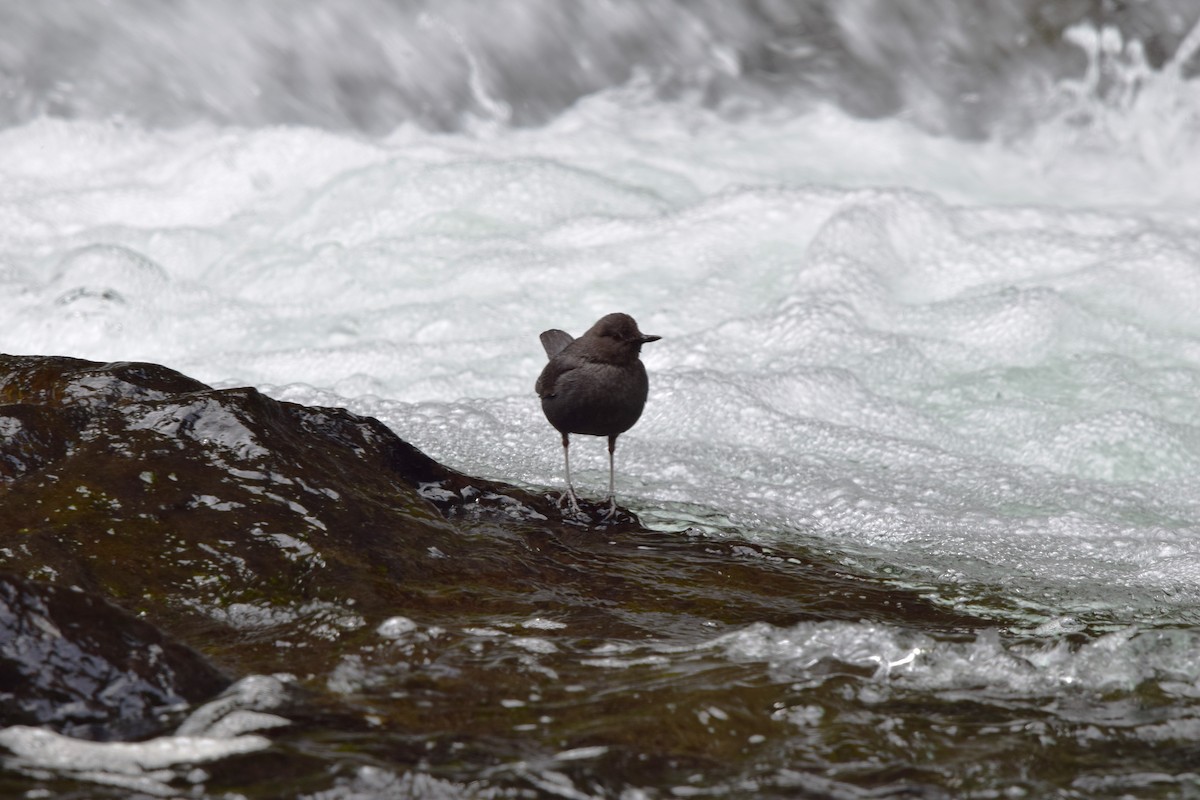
0, 571, 228, 741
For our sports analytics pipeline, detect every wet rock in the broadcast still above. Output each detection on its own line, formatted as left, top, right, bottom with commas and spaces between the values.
0, 355, 653, 672
0, 571, 228, 741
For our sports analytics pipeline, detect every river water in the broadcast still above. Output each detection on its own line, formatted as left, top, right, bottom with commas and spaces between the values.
4, 1, 1200, 797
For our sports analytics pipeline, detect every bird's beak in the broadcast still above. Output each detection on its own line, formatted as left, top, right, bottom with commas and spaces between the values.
641, 334, 662, 344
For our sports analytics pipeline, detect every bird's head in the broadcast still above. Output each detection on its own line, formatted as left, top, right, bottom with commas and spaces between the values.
583, 313, 660, 363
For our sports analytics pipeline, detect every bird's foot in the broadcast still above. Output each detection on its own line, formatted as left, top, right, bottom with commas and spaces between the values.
599, 495, 619, 522
557, 488, 584, 515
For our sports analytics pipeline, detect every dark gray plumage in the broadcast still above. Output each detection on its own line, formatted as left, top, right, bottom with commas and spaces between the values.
535, 312, 660, 517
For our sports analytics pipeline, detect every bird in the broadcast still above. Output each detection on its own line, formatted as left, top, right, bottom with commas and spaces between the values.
535, 312, 660, 519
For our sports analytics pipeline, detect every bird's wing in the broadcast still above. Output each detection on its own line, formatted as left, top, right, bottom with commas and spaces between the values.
539, 329, 574, 359
535, 353, 581, 398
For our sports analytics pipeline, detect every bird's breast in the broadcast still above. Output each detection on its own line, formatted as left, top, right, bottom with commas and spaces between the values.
539, 361, 649, 437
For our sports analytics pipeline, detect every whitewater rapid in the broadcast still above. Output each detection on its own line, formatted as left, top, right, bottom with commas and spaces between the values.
3, 71, 1200, 638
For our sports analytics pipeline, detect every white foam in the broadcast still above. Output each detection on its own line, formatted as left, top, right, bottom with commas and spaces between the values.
522, 617, 568, 630
377, 615, 419, 639
300, 765, 473, 800
511, 637, 559, 655
714, 621, 1200, 699
0, 674, 293, 796
0, 726, 270, 795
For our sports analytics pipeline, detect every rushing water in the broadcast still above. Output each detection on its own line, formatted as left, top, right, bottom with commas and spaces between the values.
4, 1, 1200, 797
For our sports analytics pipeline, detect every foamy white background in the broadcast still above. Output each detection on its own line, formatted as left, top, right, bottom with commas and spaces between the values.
3, 47, 1200, 630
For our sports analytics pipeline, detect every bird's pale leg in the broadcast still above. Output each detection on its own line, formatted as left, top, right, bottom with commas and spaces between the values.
559, 432, 582, 513
601, 434, 619, 520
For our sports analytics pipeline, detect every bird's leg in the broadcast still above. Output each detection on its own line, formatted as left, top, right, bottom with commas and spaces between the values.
601, 434, 618, 520
558, 432, 582, 513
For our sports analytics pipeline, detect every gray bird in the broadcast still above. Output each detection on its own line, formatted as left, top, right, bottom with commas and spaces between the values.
535, 312, 660, 518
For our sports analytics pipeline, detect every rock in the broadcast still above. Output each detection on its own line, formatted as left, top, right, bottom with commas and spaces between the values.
0, 355, 650, 673
0, 353, 546, 739
0, 571, 228, 741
